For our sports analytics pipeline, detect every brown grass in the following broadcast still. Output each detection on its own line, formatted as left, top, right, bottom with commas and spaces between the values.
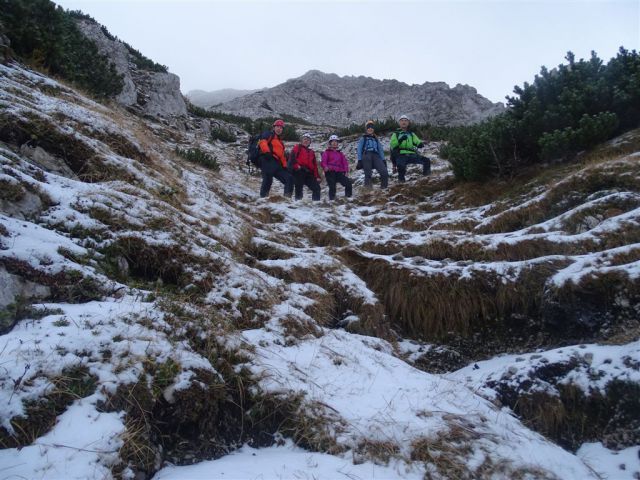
342, 249, 566, 342
305, 226, 348, 248
364, 236, 599, 263
303, 287, 338, 327
279, 315, 324, 345
0, 112, 140, 184
0, 367, 97, 448
355, 439, 401, 465
580, 127, 640, 165
478, 161, 640, 234
411, 417, 557, 479
0, 178, 26, 202
101, 236, 225, 293
0, 257, 106, 302
561, 197, 640, 235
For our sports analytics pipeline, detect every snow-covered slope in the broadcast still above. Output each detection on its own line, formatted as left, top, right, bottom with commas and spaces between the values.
1, 62, 639, 480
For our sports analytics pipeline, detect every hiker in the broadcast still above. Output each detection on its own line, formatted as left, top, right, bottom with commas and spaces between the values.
288, 132, 321, 201
258, 119, 293, 198
390, 114, 430, 182
321, 135, 352, 200
356, 120, 388, 189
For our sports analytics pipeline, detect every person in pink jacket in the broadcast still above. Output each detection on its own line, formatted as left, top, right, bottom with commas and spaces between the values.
321, 135, 353, 200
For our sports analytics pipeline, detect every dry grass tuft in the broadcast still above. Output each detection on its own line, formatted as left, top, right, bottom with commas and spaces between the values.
478, 161, 640, 234
101, 236, 225, 293
235, 226, 296, 265
0, 366, 97, 448
248, 393, 347, 455
411, 416, 556, 479
343, 249, 565, 342
354, 439, 401, 466
497, 379, 640, 453
410, 419, 478, 480
279, 315, 324, 344
304, 226, 348, 248
303, 288, 337, 327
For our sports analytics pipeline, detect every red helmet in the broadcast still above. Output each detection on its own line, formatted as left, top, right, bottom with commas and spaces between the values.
273, 119, 285, 127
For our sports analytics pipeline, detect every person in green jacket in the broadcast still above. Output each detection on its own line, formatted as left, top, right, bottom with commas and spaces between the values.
389, 114, 430, 182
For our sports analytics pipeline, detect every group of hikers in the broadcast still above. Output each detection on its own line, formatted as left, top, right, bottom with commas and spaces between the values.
253, 115, 431, 201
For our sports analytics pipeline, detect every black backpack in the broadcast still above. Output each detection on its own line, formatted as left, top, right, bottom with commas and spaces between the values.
246, 131, 273, 168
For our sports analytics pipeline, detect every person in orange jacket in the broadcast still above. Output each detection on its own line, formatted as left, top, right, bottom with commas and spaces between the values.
258, 119, 293, 198
288, 132, 321, 201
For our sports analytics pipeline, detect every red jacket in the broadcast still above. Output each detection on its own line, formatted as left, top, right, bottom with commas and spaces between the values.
289, 144, 319, 179
259, 133, 286, 167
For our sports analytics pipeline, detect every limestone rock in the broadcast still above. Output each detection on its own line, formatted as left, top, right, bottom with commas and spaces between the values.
20, 144, 77, 179
74, 19, 187, 118
217, 69, 504, 127
0, 266, 50, 333
0, 188, 42, 220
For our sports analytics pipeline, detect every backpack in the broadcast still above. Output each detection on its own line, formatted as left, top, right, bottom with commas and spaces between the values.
362, 134, 379, 153
246, 131, 275, 169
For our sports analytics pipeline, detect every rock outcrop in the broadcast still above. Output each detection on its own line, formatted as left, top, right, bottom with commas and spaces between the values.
217, 70, 504, 126
75, 19, 187, 118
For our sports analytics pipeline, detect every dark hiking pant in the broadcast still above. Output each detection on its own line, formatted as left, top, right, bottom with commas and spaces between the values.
292, 169, 321, 201
362, 151, 389, 188
260, 156, 293, 198
325, 171, 352, 200
396, 154, 430, 182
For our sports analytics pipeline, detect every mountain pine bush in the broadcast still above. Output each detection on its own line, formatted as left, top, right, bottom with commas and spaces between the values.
0, 0, 124, 98
443, 47, 640, 180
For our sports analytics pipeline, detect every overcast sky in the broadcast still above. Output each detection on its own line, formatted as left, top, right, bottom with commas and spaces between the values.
54, 0, 639, 103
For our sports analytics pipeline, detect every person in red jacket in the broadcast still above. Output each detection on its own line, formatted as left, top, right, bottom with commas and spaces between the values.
258, 119, 293, 198
288, 132, 321, 201
321, 135, 352, 200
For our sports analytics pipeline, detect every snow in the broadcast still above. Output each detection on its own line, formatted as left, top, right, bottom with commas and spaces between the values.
449, 340, 640, 399
0, 397, 125, 480
153, 441, 424, 480
578, 443, 640, 480
1, 60, 638, 480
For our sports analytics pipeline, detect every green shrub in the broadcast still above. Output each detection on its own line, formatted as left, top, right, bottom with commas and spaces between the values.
210, 127, 237, 143
245, 118, 299, 141
445, 47, 640, 181
337, 117, 460, 142
539, 112, 619, 161
68, 10, 168, 73
175, 146, 219, 171
0, 0, 124, 98
278, 113, 313, 126
337, 117, 398, 136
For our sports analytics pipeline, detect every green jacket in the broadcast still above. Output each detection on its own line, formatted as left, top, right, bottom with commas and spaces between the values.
390, 130, 423, 155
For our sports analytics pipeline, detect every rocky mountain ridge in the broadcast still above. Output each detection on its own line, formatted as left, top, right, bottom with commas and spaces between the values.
216, 69, 505, 126
186, 88, 260, 109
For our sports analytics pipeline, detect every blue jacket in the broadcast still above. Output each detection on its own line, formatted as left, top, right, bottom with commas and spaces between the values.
357, 135, 385, 161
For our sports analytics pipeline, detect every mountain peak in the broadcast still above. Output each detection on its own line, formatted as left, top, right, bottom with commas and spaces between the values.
219, 70, 504, 127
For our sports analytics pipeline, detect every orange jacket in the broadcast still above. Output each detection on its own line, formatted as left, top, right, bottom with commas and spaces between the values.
259, 133, 286, 167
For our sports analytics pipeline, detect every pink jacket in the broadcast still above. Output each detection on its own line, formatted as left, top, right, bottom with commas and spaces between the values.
321, 149, 349, 173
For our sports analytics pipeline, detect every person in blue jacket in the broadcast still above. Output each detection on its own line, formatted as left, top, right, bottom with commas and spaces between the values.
356, 120, 389, 189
